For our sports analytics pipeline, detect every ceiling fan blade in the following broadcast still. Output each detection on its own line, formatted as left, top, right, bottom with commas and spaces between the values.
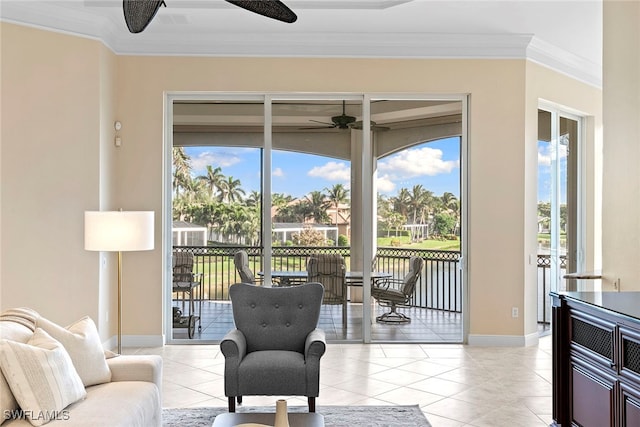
308, 120, 336, 126
351, 120, 390, 131
123, 0, 165, 33
299, 126, 338, 130
225, 0, 297, 23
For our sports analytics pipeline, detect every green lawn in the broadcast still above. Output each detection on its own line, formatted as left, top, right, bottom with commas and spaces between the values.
376, 236, 460, 251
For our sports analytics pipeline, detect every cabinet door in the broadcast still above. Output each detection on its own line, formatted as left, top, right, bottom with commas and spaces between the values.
621, 384, 640, 427
571, 360, 617, 427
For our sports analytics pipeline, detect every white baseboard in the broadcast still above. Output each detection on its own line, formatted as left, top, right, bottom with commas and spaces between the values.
102, 335, 165, 350
468, 332, 539, 347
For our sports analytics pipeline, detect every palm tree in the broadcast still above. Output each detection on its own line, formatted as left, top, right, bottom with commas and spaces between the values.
392, 188, 411, 219
218, 176, 245, 203
197, 165, 224, 198
245, 190, 261, 208
172, 147, 192, 197
407, 185, 433, 240
305, 191, 331, 224
324, 184, 349, 226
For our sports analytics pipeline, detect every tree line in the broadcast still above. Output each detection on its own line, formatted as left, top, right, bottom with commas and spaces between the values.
173, 147, 461, 245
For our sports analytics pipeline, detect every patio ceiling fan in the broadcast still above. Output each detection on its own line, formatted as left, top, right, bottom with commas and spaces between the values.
302, 101, 357, 130
123, 0, 297, 34
301, 101, 390, 131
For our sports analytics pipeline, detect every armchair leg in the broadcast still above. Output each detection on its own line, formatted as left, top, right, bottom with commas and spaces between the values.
237, 396, 242, 404
228, 396, 235, 412
376, 303, 411, 323
308, 397, 316, 413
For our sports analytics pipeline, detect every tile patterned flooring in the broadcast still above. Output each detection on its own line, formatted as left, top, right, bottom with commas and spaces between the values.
132, 331, 553, 426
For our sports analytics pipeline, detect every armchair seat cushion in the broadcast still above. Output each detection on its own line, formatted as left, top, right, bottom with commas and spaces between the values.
239, 350, 306, 396
372, 287, 406, 302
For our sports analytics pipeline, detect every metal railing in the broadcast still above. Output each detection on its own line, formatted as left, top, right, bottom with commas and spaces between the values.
537, 254, 567, 325
172, 245, 555, 319
173, 245, 463, 312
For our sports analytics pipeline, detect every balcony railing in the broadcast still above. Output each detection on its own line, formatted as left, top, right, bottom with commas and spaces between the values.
172, 245, 558, 321
173, 246, 463, 312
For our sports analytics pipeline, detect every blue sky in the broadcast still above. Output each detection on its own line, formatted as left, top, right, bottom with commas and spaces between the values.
537, 140, 568, 203
184, 137, 564, 202
185, 137, 461, 200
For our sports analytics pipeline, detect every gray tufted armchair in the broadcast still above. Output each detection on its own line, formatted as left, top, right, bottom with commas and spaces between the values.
220, 282, 326, 412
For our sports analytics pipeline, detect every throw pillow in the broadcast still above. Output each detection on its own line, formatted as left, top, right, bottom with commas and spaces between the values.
36, 316, 111, 386
0, 328, 86, 426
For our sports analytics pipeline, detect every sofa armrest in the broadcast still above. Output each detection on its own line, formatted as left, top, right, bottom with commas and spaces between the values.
304, 328, 326, 360
107, 355, 162, 390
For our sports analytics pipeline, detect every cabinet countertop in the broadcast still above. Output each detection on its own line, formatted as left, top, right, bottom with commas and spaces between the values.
552, 291, 640, 323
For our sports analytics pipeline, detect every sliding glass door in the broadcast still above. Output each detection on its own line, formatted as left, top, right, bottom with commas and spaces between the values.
537, 106, 583, 307
165, 94, 467, 344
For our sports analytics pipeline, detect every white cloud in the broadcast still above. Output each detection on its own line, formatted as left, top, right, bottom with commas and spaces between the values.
376, 175, 396, 193
538, 150, 551, 166
378, 147, 458, 179
273, 167, 284, 177
538, 141, 568, 168
308, 161, 351, 181
190, 150, 242, 175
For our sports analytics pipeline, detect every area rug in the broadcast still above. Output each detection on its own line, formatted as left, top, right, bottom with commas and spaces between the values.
162, 405, 431, 426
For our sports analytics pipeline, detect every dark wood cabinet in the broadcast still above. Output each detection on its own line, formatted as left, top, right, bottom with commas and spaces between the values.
551, 292, 640, 427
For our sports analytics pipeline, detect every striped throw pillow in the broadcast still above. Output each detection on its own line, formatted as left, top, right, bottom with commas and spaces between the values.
0, 328, 86, 426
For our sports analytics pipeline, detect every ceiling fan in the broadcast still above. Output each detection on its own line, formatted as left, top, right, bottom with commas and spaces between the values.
302, 101, 390, 131
302, 101, 357, 130
123, 0, 297, 34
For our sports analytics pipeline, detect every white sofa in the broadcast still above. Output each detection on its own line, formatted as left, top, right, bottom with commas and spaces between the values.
0, 310, 162, 427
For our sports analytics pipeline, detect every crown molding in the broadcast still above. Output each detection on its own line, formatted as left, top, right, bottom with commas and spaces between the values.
1, 1, 602, 87
527, 37, 602, 88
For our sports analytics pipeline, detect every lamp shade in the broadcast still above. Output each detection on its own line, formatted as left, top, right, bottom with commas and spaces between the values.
85, 211, 154, 252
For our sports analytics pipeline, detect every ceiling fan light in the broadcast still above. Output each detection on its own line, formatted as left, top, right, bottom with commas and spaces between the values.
123, 0, 165, 34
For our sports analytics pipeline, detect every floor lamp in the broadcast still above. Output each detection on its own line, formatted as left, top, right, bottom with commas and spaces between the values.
84, 211, 154, 354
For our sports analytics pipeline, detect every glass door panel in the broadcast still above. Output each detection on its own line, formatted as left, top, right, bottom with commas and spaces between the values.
370, 99, 463, 343
271, 99, 359, 340
537, 107, 581, 329
171, 99, 264, 341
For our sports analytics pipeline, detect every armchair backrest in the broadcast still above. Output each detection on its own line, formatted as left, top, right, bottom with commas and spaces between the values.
306, 254, 346, 305
173, 251, 195, 284
229, 282, 324, 354
401, 256, 424, 296
233, 250, 255, 284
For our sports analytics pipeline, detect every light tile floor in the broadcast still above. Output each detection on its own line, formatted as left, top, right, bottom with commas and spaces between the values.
131, 335, 553, 426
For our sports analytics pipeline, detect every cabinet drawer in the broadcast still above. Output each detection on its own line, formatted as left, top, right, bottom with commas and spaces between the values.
571, 311, 616, 366
620, 326, 640, 384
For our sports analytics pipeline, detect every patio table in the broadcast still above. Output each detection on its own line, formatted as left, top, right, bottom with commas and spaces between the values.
258, 270, 391, 287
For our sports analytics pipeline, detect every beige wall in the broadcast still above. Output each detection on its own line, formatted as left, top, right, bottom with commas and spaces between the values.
602, 0, 640, 290
1, 22, 603, 345
0, 23, 117, 341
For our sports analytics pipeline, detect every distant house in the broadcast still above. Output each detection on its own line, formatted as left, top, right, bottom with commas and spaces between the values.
272, 223, 339, 246
173, 221, 207, 246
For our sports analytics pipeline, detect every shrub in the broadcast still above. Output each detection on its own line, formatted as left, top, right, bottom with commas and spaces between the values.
338, 234, 349, 246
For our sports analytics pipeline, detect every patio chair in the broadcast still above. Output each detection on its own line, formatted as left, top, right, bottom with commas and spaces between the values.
221, 282, 326, 412
372, 256, 424, 323
172, 251, 203, 338
307, 254, 347, 329
233, 250, 257, 284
